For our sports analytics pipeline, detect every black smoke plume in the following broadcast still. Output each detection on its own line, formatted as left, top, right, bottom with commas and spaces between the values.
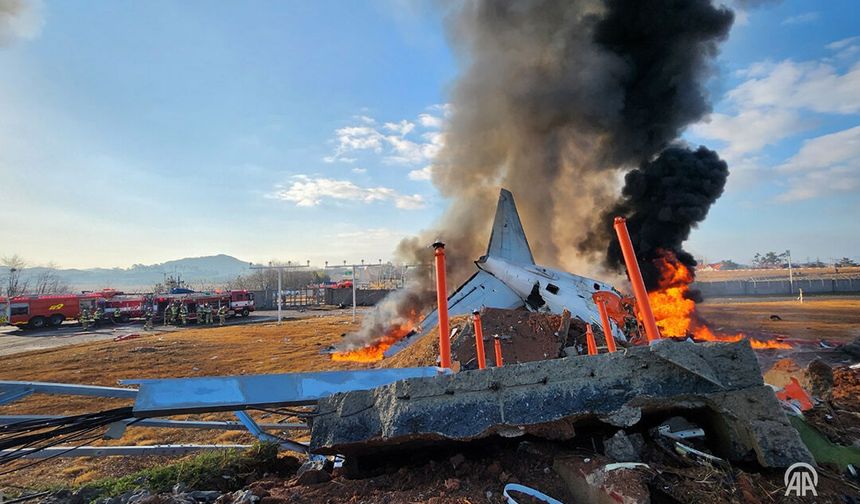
602, 146, 729, 291
349, 0, 736, 352
403, 0, 734, 279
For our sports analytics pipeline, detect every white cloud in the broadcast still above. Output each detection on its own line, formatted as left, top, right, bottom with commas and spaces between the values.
272, 175, 425, 210
324, 125, 387, 163
394, 193, 426, 210
383, 120, 415, 136
351, 167, 367, 174
691, 48, 860, 204
384, 132, 444, 164
691, 108, 809, 157
774, 125, 860, 202
429, 103, 453, 117
353, 114, 376, 124
408, 165, 433, 181
828, 36, 860, 51
418, 113, 443, 128
827, 36, 860, 61
324, 107, 449, 165
729, 60, 860, 114
781, 12, 820, 26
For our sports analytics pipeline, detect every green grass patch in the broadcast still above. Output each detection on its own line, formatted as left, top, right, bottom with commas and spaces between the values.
79, 442, 282, 499
790, 415, 860, 472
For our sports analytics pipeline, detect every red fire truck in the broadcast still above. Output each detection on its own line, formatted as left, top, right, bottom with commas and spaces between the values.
1, 290, 254, 329
0, 293, 103, 329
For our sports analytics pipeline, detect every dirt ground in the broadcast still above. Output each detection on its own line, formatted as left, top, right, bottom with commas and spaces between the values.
2, 297, 859, 495
697, 297, 860, 342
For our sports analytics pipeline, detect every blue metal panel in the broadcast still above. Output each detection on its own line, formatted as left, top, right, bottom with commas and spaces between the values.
0, 381, 137, 399
125, 367, 445, 416
0, 387, 33, 406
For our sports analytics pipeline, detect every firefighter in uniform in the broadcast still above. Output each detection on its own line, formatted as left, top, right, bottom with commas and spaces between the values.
143, 307, 153, 331
207, 304, 215, 324
113, 307, 123, 324
168, 301, 179, 325
218, 305, 227, 326
93, 306, 104, 327
80, 308, 91, 331
179, 303, 188, 325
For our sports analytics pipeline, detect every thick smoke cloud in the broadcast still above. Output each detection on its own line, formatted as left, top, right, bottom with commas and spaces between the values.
401, 0, 733, 281
601, 146, 729, 291
350, 0, 736, 350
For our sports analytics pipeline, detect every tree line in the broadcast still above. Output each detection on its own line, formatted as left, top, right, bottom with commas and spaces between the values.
1, 255, 71, 297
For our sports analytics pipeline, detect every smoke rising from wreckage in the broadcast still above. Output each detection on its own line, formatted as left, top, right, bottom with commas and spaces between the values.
335, 0, 741, 354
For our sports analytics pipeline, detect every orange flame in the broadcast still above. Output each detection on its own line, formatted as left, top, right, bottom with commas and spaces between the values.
647, 251, 791, 350
330, 320, 417, 363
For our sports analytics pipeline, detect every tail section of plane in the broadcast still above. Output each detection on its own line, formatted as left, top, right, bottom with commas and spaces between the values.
485, 189, 535, 265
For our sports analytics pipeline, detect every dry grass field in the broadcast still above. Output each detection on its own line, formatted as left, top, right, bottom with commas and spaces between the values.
698, 297, 860, 342
0, 316, 367, 489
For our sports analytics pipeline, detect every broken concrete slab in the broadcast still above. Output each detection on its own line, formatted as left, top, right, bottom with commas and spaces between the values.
310, 340, 813, 467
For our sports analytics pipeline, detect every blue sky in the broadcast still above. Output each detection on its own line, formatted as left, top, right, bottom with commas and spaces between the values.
0, 0, 858, 269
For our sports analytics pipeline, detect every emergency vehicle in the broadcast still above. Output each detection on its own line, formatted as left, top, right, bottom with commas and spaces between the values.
0, 293, 103, 329
1, 290, 254, 329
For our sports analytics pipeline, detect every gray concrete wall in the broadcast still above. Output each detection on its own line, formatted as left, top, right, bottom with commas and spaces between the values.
325, 289, 392, 306
695, 276, 860, 298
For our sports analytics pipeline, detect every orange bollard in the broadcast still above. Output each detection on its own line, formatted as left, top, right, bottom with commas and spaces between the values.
433, 241, 452, 369
613, 217, 661, 343
472, 310, 487, 370
493, 335, 504, 367
596, 299, 617, 353
585, 323, 598, 355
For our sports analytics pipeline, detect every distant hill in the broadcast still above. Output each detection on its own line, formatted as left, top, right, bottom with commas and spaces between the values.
19, 254, 253, 292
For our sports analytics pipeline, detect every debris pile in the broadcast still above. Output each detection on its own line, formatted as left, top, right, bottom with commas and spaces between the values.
382, 308, 595, 370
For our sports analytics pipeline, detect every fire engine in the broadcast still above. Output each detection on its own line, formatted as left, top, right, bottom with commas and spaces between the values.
0, 290, 255, 329
0, 293, 103, 329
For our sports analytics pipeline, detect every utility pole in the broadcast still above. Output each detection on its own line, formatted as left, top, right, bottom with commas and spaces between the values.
5, 267, 16, 325
325, 261, 367, 323
786, 249, 794, 295
250, 262, 309, 325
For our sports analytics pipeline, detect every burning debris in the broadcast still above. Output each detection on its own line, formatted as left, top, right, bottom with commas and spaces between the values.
647, 250, 792, 350
330, 286, 432, 362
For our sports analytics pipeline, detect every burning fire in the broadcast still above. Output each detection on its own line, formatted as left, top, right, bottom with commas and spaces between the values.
647, 251, 791, 350
330, 322, 415, 363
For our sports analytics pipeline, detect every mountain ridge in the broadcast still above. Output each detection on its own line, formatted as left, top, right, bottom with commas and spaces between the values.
16, 254, 253, 291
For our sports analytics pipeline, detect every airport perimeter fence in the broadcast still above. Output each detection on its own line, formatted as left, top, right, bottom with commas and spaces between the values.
694, 276, 860, 298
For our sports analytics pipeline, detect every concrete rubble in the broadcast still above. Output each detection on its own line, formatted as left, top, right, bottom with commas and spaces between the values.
310, 339, 813, 468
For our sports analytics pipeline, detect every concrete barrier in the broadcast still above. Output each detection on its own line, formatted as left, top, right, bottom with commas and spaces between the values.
694, 276, 860, 297
324, 289, 391, 307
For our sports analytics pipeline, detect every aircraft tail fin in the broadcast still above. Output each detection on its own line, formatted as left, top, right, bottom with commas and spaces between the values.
485, 189, 535, 265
